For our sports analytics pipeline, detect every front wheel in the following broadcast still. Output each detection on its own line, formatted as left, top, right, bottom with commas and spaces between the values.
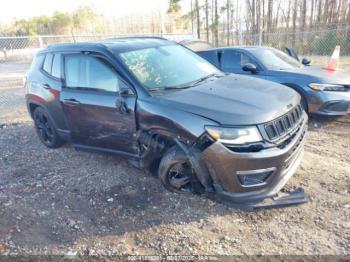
33, 107, 64, 148
158, 146, 195, 194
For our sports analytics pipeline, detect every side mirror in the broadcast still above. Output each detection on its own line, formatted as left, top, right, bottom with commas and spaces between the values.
242, 63, 258, 74
302, 58, 311, 66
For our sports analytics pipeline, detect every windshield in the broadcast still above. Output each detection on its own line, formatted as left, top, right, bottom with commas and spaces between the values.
119, 44, 221, 90
249, 48, 302, 70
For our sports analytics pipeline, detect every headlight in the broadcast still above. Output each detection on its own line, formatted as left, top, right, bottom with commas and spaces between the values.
205, 126, 262, 145
309, 83, 346, 92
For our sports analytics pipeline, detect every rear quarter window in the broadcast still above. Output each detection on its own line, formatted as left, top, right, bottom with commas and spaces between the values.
30, 54, 45, 70
43, 53, 53, 74
51, 54, 61, 78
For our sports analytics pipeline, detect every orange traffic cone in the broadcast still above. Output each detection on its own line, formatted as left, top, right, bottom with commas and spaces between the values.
323, 45, 340, 71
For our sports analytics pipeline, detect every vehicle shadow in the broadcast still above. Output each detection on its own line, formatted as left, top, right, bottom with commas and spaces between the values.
0, 123, 241, 251
308, 113, 350, 130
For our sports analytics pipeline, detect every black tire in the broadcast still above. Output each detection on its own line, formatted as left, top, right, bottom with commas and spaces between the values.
33, 107, 64, 148
158, 146, 194, 194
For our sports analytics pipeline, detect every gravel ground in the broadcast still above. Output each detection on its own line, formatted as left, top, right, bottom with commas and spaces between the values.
0, 87, 349, 256
0, 61, 30, 88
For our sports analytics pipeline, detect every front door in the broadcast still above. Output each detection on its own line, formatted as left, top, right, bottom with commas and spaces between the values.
220, 50, 271, 81
60, 53, 138, 155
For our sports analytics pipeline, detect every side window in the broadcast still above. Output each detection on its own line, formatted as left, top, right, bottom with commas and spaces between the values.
64, 54, 123, 93
197, 51, 220, 67
30, 54, 45, 70
43, 53, 53, 74
221, 51, 253, 72
51, 54, 61, 78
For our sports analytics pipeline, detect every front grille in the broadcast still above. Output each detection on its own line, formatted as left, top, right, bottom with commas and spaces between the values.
282, 127, 306, 170
264, 104, 303, 142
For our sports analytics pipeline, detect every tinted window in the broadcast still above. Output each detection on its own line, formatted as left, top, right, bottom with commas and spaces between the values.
30, 54, 45, 70
197, 51, 220, 67
51, 54, 61, 78
43, 53, 53, 73
64, 54, 122, 92
221, 50, 253, 72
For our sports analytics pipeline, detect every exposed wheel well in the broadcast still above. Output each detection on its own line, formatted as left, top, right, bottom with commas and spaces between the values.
138, 130, 177, 173
29, 103, 40, 118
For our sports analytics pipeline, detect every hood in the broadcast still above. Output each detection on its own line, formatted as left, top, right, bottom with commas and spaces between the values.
274, 66, 350, 86
158, 74, 300, 125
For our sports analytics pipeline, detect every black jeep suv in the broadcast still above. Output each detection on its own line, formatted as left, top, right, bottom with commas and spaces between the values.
25, 37, 308, 209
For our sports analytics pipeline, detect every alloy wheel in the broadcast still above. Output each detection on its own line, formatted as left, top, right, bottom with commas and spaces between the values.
167, 161, 193, 193
34, 111, 54, 145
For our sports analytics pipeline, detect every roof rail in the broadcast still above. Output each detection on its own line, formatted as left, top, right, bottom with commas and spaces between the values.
42, 42, 106, 52
99, 36, 168, 42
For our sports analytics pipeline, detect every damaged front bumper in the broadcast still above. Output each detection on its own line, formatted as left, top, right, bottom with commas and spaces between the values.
199, 114, 308, 210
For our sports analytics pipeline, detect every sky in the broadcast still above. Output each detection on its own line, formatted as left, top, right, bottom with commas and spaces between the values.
0, 0, 173, 24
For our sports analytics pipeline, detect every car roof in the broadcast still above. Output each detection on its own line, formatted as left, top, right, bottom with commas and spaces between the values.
199, 46, 273, 52
39, 37, 175, 55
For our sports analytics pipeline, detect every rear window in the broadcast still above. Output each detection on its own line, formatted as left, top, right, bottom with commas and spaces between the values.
43, 54, 53, 74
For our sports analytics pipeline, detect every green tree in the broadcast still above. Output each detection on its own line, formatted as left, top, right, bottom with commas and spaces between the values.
50, 12, 72, 35
167, 0, 181, 13
1, 5, 103, 36
71, 6, 103, 35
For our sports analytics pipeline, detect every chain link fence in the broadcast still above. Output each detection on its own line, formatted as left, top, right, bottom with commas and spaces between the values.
1, 28, 350, 88
202, 26, 350, 70
217, 27, 350, 70
0, 33, 193, 88
239, 27, 350, 56
0, 33, 193, 63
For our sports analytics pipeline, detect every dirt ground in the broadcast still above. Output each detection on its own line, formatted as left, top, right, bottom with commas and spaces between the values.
0, 58, 350, 255
0, 65, 349, 257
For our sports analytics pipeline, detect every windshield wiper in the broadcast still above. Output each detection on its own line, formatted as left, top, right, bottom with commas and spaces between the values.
188, 73, 223, 87
147, 85, 191, 92
147, 73, 224, 92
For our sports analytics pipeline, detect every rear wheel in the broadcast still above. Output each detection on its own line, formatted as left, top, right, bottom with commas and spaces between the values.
158, 146, 195, 193
33, 107, 64, 148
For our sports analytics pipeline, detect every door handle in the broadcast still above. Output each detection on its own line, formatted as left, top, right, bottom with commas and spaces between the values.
63, 98, 80, 105
43, 84, 51, 90
115, 98, 129, 114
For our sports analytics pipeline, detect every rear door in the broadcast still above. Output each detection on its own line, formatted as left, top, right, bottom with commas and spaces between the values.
28, 53, 69, 132
60, 52, 138, 155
